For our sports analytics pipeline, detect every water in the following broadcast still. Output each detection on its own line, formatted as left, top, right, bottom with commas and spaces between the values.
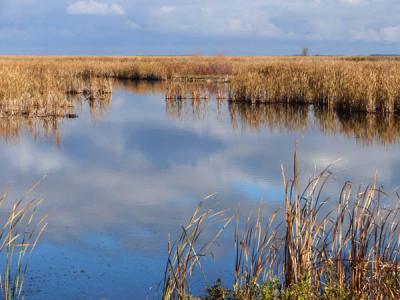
1, 81, 400, 299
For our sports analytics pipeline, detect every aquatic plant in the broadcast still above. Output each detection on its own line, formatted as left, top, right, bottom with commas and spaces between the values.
163, 146, 400, 299
162, 200, 233, 300
3, 56, 400, 116
0, 181, 47, 300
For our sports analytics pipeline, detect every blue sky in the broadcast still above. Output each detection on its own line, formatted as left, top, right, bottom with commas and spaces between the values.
1, 0, 399, 55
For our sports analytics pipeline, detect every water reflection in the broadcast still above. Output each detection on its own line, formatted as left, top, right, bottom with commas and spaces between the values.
0, 95, 112, 144
167, 97, 400, 145
1, 81, 400, 299
315, 108, 400, 145
0, 116, 62, 144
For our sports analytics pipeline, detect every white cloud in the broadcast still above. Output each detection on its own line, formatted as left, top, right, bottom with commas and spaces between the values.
66, 1, 140, 30
152, 5, 286, 38
338, 0, 363, 5
3, 140, 65, 174
125, 19, 140, 29
353, 25, 400, 42
67, 1, 125, 16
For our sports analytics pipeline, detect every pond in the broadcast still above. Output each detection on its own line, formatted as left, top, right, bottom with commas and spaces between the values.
1, 81, 399, 299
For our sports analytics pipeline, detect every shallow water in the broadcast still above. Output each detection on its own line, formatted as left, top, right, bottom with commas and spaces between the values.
1, 81, 400, 299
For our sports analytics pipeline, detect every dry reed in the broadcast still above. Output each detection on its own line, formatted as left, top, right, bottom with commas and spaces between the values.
163, 147, 400, 299
0, 182, 47, 300
162, 199, 233, 300
3, 56, 400, 115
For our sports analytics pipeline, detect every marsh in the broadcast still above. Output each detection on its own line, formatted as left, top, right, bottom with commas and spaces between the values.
1, 80, 400, 298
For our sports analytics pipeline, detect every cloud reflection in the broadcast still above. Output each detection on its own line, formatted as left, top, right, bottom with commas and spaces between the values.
0, 81, 399, 298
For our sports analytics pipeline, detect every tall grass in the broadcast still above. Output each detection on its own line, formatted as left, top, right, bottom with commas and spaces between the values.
2, 56, 400, 115
0, 60, 112, 117
162, 147, 400, 299
229, 61, 400, 113
162, 200, 233, 299
0, 182, 47, 299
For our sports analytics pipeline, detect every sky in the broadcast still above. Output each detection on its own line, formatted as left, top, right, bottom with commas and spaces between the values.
0, 0, 399, 55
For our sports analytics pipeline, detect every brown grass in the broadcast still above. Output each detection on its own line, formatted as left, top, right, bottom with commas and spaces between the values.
229, 61, 400, 113
0, 181, 47, 299
2, 56, 400, 115
163, 146, 400, 299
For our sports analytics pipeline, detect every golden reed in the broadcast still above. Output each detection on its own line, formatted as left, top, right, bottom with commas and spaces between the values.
2, 56, 400, 115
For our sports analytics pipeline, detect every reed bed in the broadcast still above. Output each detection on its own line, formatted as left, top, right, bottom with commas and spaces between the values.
162, 147, 400, 299
3, 56, 400, 115
0, 59, 113, 117
229, 61, 400, 113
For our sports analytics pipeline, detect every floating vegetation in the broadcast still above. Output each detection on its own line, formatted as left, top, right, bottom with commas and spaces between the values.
163, 147, 400, 299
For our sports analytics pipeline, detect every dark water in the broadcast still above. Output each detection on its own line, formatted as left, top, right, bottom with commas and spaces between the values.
1, 81, 400, 299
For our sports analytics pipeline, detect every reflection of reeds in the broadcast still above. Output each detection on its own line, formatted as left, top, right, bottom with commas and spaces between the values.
166, 96, 400, 144
163, 148, 400, 299
229, 102, 309, 132
314, 107, 400, 145
0, 94, 111, 145
0, 117, 62, 145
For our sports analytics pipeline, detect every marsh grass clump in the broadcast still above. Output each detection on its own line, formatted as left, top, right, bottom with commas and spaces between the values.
165, 82, 211, 101
162, 201, 233, 300
163, 147, 400, 299
0, 183, 47, 300
0, 60, 113, 118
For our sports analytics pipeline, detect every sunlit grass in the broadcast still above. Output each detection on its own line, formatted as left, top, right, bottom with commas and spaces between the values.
163, 146, 400, 299
0, 181, 47, 300
2, 56, 400, 115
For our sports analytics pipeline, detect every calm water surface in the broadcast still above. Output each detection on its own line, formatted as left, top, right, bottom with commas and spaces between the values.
1, 82, 400, 299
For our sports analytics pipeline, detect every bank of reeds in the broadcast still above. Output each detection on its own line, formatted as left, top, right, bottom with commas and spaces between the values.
0, 59, 113, 143
3, 56, 400, 115
162, 148, 400, 299
0, 59, 113, 117
229, 61, 400, 113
